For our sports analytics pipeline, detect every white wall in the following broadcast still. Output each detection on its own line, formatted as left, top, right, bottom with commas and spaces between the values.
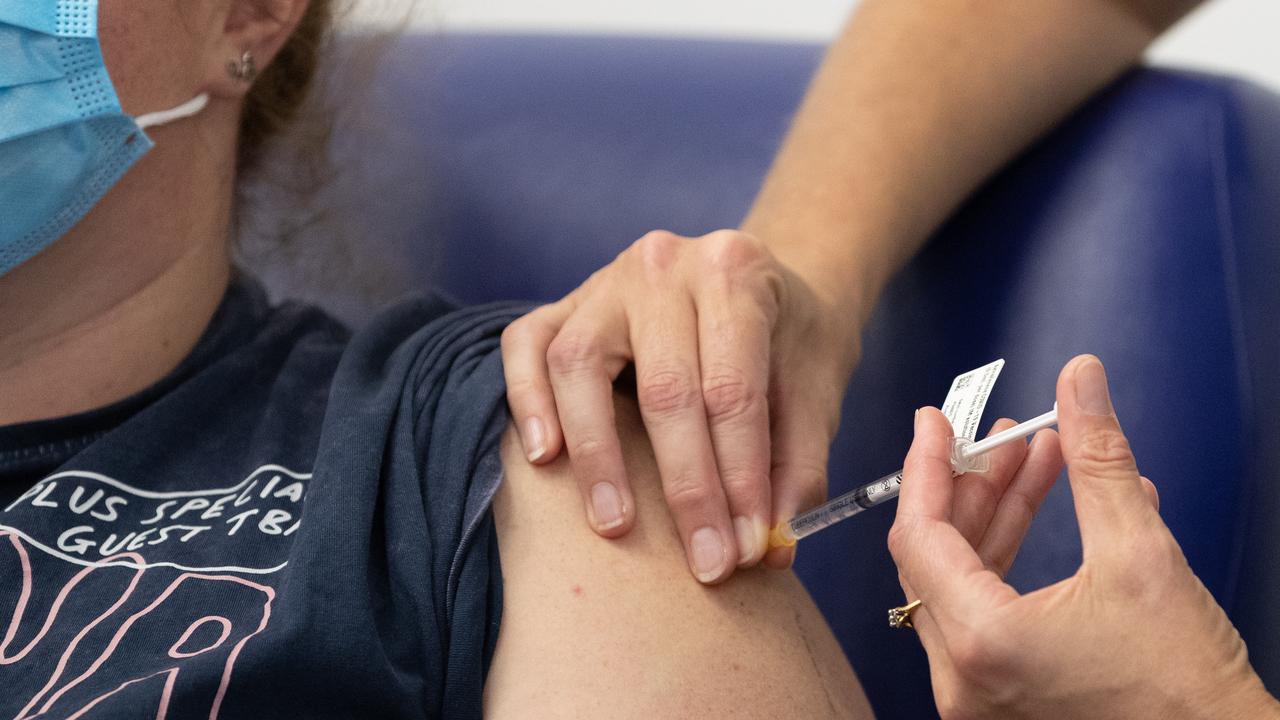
1147, 0, 1280, 89
351, 0, 1280, 91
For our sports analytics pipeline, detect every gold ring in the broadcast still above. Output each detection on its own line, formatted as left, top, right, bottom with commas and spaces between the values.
888, 599, 923, 630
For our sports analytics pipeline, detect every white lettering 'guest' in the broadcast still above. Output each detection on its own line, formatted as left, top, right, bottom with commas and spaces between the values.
2, 464, 310, 575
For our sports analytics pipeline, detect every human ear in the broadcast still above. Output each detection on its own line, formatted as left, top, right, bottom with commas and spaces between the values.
204, 0, 311, 99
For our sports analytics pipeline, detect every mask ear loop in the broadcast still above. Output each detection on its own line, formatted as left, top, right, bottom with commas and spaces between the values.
135, 93, 210, 130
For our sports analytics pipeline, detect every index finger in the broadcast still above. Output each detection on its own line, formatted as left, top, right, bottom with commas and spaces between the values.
888, 407, 1017, 624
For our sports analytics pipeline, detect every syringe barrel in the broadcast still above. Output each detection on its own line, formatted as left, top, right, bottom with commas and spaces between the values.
787, 469, 904, 541
860, 469, 905, 506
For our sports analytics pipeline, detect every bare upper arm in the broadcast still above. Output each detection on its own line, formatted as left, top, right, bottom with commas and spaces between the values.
483, 392, 873, 718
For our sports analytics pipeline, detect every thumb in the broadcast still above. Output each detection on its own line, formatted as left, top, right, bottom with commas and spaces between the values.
1056, 355, 1155, 561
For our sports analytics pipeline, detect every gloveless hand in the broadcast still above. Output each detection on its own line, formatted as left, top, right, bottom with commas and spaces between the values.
889, 355, 1279, 720
501, 229, 861, 583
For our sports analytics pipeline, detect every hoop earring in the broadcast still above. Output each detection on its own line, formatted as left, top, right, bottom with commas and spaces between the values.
227, 51, 257, 83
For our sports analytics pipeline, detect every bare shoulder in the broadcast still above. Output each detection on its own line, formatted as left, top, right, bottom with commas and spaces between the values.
484, 392, 874, 719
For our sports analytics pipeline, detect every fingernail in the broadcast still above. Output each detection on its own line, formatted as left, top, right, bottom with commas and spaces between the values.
590, 483, 624, 530
1074, 357, 1113, 416
524, 417, 547, 462
914, 407, 922, 430
690, 526, 728, 583
733, 516, 759, 566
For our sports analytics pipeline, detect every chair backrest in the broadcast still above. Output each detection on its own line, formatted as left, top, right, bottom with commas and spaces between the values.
245, 33, 1280, 718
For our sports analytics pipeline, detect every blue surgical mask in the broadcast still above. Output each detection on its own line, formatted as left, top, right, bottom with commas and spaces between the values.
0, 0, 209, 276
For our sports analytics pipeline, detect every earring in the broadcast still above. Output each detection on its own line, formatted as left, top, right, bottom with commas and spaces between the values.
227, 51, 257, 83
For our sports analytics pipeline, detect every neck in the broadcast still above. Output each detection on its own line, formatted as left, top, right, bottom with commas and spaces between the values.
0, 111, 238, 427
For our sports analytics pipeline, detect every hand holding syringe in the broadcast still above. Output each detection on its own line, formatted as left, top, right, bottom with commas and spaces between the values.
768, 406, 1059, 549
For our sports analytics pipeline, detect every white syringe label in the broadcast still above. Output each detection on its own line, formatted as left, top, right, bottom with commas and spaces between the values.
940, 359, 1004, 441
864, 471, 903, 505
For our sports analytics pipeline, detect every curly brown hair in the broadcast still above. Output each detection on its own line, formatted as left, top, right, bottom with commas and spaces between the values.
237, 0, 336, 172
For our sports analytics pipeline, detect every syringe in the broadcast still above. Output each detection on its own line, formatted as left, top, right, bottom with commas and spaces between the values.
768, 407, 1059, 549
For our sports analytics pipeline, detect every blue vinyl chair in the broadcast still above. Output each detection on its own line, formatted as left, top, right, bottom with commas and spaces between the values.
250, 34, 1280, 718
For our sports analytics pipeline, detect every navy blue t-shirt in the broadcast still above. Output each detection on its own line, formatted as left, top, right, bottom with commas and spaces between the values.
0, 274, 528, 719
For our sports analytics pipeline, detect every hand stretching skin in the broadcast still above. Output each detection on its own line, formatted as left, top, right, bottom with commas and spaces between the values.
501, 230, 860, 583
889, 355, 1280, 719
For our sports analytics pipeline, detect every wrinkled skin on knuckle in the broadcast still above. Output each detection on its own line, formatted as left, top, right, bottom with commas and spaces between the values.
700, 367, 761, 423
662, 471, 715, 515
546, 331, 602, 375
637, 366, 700, 418
1072, 427, 1139, 479
718, 465, 766, 502
504, 375, 544, 399
566, 435, 610, 464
